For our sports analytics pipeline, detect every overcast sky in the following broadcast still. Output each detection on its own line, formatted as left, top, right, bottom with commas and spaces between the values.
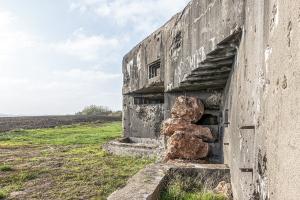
0, 0, 189, 116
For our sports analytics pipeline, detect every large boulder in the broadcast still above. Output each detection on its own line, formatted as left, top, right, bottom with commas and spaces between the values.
171, 96, 204, 122
161, 118, 214, 141
165, 131, 209, 161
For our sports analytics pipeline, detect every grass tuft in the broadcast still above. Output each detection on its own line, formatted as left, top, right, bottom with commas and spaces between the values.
0, 165, 14, 172
18, 171, 39, 181
0, 190, 8, 199
161, 175, 228, 200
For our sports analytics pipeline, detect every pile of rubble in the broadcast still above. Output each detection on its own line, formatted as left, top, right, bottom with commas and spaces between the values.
161, 96, 214, 161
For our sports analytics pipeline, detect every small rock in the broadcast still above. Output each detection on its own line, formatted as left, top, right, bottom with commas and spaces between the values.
213, 181, 233, 199
165, 131, 209, 161
171, 96, 204, 122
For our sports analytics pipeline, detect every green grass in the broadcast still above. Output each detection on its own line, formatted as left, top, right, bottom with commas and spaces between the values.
161, 176, 228, 200
0, 122, 154, 200
0, 122, 122, 146
0, 165, 13, 172
0, 190, 8, 200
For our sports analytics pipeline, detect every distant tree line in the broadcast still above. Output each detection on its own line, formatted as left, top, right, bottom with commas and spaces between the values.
76, 105, 122, 117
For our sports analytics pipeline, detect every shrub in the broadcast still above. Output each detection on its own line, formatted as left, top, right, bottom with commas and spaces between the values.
76, 105, 112, 116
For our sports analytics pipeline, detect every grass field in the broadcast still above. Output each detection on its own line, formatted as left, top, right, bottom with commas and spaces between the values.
0, 122, 153, 200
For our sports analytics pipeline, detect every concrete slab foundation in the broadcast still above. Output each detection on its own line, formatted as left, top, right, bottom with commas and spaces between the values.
103, 137, 163, 158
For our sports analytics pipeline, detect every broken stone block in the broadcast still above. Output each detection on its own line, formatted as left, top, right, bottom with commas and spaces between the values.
161, 118, 190, 136
171, 96, 204, 122
190, 125, 214, 142
161, 118, 214, 141
165, 131, 209, 161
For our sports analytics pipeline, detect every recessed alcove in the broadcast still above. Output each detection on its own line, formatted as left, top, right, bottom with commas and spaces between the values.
195, 114, 219, 125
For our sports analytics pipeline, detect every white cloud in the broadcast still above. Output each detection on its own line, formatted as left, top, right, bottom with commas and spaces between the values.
0, 10, 15, 26
70, 0, 190, 34
51, 28, 120, 61
0, 11, 40, 62
0, 10, 122, 115
1, 67, 121, 93
53, 68, 121, 82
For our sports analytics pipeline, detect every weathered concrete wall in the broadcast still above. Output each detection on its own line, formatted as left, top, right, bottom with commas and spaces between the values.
123, 95, 164, 139
263, 1, 300, 199
164, 0, 244, 91
223, 0, 300, 199
123, 0, 245, 94
122, 22, 170, 94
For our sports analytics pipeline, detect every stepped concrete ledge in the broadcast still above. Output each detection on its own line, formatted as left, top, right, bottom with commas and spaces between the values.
107, 162, 230, 200
103, 137, 163, 158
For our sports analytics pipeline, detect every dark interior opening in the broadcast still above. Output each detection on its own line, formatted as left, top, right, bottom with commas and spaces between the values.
134, 96, 164, 105
148, 59, 161, 79
118, 137, 134, 144
195, 114, 218, 125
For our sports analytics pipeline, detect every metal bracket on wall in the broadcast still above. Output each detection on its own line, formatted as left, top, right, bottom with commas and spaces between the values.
240, 168, 253, 173
223, 109, 230, 127
240, 126, 255, 130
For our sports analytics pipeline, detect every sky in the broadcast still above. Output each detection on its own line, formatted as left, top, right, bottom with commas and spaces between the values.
0, 0, 189, 116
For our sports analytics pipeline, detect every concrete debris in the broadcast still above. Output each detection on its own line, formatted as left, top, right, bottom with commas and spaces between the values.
171, 96, 204, 122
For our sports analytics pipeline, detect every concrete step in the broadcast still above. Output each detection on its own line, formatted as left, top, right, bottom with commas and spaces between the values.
103, 139, 163, 158
108, 162, 230, 200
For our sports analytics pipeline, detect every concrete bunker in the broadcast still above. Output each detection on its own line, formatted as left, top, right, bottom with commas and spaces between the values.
106, 0, 300, 199
119, 26, 242, 163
